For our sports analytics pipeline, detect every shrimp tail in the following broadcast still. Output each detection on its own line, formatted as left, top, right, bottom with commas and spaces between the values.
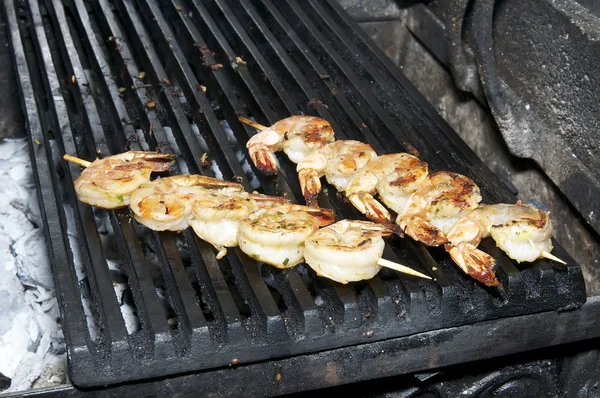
131, 152, 176, 171
278, 204, 335, 226
401, 217, 449, 246
446, 243, 502, 287
349, 193, 392, 224
303, 207, 336, 226
248, 193, 290, 208
388, 223, 405, 237
298, 168, 322, 207
250, 149, 279, 175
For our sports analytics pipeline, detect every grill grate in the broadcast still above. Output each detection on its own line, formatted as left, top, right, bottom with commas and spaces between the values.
4, 0, 585, 387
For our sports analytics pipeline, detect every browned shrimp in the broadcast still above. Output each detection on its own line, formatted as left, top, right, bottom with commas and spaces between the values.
245, 116, 335, 175
72, 151, 175, 209
296, 140, 377, 206
397, 171, 482, 246
346, 153, 428, 223
129, 175, 244, 231
445, 202, 558, 287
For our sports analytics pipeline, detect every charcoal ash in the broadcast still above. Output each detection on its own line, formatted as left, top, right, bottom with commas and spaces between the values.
0, 138, 66, 393
221, 120, 261, 190
94, 209, 142, 335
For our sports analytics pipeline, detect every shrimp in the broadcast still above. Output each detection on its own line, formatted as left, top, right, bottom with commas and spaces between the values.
397, 171, 482, 246
345, 153, 428, 223
73, 151, 175, 209
304, 220, 394, 284
445, 202, 555, 286
245, 116, 335, 175
237, 205, 335, 268
189, 192, 289, 259
129, 175, 244, 231
297, 140, 377, 206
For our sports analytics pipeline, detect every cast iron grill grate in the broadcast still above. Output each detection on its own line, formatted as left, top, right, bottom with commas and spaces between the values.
3, 0, 585, 387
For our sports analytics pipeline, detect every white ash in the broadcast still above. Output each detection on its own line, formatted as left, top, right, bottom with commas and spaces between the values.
162, 126, 190, 175
0, 138, 66, 393
190, 123, 224, 179
221, 120, 261, 190
62, 203, 101, 341
94, 210, 142, 335
135, 128, 151, 151
297, 264, 324, 307
209, 160, 224, 180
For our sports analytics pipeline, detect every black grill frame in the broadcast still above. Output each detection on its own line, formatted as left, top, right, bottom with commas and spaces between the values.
4, 0, 586, 387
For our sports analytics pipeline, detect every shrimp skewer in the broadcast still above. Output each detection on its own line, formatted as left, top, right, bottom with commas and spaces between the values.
64, 153, 436, 281
346, 153, 428, 223
240, 116, 335, 175
237, 205, 336, 268
64, 151, 176, 209
297, 140, 377, 206
445, 202, 564, 287
189, 192, 289, 259
397, 171, 482, 247
129, 175, 244, 232
304, 220, 432, 284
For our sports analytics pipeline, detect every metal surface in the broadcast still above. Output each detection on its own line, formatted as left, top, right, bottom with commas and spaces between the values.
4, 297, 600, 397
4, 0, 586, 388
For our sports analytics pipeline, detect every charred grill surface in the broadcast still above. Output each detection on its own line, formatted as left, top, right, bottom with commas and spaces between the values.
3, 0, 585, 387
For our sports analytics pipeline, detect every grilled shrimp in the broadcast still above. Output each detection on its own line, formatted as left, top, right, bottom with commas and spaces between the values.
237, 205, 335, 268
73, 151, 175, 209
189, 192, 289, 259
246, 116, 335, 175
297, 140, 377, 206
129, 175, 244, 231
304, 220, 394, 284
445, 202, 554, 286
397, 171, 482, 246
346, 153, 428, 223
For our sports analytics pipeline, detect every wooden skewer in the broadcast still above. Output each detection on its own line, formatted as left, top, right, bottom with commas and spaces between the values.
63, 154, 92, 168
541, 250, 567, 264
377, 258, 432, 280
238, 116, 267, 131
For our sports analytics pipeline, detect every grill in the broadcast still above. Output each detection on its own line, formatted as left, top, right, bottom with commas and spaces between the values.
4, 0, 586, 388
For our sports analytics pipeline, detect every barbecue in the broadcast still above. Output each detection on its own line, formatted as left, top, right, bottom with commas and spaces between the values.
0, 0, 595, 395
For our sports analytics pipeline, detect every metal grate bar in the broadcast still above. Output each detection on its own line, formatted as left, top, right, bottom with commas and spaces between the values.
4, 0, 89, 347
145, 0, 296, 199
126, 0, 245, 182
5, 0, 585, 386
143, 0, 361, 333
152, 232, 212, 352
65, 0, 176, 356
316, 0, 515, 203
211, 0, 406, 323
188, 233, 246, 343
128, 0, 292, 338
229, 251, 288, 341
279, 268, 324, 337
67, 0, 142, 152
45, 0, 131, 350
27, 0, 122, 355
251, 0, 387, 153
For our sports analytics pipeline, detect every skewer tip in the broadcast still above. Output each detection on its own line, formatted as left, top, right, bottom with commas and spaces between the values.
63, 154, 92, 168
541, 250, 567, 265
238, 116, 267, 131
377, 258, 432, 280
